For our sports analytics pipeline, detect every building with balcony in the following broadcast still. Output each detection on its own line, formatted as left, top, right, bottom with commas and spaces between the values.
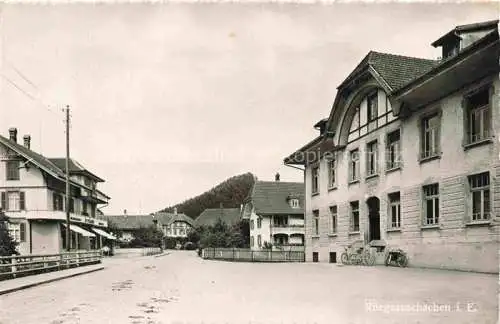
242, 175, 305, 251
0, 127, 113, 255
284, 20, 500, 273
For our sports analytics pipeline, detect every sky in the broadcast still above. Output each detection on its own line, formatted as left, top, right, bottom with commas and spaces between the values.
0, 2, 497, 215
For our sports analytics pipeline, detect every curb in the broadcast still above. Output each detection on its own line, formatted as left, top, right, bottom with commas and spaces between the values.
0, 267, 105, 296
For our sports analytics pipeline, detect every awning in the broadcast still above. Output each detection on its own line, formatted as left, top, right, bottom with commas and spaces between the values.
92, 227, 117, 240
62, 223, 96, 237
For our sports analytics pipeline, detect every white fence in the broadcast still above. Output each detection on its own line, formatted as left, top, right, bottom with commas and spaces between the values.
0, 251, 102, 281
202, 248, 305, 262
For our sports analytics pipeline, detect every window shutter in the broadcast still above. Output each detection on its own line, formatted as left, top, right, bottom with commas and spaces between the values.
20, 223, 26, 242
19, 192, 25, 210
1, 192, 6, 210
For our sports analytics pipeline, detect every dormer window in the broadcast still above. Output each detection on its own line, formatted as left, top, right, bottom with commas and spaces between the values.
290, 199, 300, 208
443, 42, 459, 59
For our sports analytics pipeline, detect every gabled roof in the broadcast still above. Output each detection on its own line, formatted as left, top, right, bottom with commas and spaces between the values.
432, 19, 499, 47
154, 212, 194, 226
195, 208, 241, 227
48, 158, 105, 182
0, 134, 66, 179
249, 181, 304, 215
338, 51, 439, 93
104, 215, 155, 230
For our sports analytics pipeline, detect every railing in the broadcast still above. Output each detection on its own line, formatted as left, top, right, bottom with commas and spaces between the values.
202, 248, 305, 263
0, 250, 102, 281
142, 247, 163, 256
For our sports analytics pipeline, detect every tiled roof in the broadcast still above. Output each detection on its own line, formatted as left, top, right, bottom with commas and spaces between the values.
104, 215, 155, 230
0, 134, 66, 179
195, 208, 241, 227
49, 158, 104, 182
154, 212, 195, 226
339, 51, 439, 92
250, 181, 304, 215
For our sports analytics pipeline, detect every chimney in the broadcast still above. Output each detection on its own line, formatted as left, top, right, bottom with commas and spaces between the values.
174, 207, 178, 215
8, 128, 17, 142
123, 209, 127, 215
23, 135, 31, 149
275, 172, 280, 182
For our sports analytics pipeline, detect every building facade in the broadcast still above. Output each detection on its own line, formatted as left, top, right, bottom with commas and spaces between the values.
0, 128, 113, 255
242, 176, 305, 251
285, 20, 500, 273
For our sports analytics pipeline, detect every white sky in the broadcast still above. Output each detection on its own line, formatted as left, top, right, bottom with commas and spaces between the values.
0, 3, 497, 214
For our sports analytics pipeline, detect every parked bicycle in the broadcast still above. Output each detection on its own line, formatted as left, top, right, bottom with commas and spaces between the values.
340, 241, 375, 266
384, 248, 408, 267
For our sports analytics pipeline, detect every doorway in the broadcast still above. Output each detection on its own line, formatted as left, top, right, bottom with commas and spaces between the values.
366, 196, 381, 241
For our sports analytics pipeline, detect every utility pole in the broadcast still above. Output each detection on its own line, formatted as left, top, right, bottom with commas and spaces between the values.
65, 106, 71, 252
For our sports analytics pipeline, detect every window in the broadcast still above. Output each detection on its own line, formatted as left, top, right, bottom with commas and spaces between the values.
329, 252, 337, 263
250, 236, 254, 247
350, 201, 360, 232
444, 43, 459, 59
465, 87, 490, 144
423, 184, 439, 225
274, 215, 288, 227
468, 172, 490, 221
420, 114, 440, 159
312, 210, 319, 236
349, 149, 360, 182
290, 199, 300, 208
250, 219, 255, 230
53, 193, 64, 211
69, 198, 75, 213
386, 129, 401, 169
366, 141, 378, 176
2, 191, 25, 211
257, 217, 262, 228
8, 223, 25, 242
257, 235, 262, 247
82, 200, 88, 215
328, 158, 336, 188
367, 92, 378, 121
311, 166, 319, 194
388, 192, 401, 228
329, 206, 337, 234
6, 160, 20, 180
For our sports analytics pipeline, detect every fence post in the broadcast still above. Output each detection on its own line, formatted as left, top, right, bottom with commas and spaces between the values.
11, 254, 17, 279
232, 248, 235, 261
43, 256, 48, 272
76, 252, 80, 267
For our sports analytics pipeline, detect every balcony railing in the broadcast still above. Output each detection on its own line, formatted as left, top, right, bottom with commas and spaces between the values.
5, 210, 108, 227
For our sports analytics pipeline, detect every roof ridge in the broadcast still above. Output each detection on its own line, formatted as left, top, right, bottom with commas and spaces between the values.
369, 50, 437, 63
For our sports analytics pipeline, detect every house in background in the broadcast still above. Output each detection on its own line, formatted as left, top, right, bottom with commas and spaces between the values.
195, 206, 242, 228
105, 209, 195, 243
242, 174, 305, 251
155, 209, 195, 239
0, 127, 113, 255
104, 212, 156, 243
284, 20, 499, 272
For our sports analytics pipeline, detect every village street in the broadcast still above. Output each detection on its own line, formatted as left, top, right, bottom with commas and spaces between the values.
0, 251, 497, 324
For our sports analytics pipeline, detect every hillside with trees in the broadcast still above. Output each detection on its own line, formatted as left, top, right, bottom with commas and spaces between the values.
158, 172, 256, 219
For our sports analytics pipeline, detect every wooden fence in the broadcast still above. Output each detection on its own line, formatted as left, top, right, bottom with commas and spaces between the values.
141, 247, 163, 256
202, 248, 305, 262
0, 251, 102, 281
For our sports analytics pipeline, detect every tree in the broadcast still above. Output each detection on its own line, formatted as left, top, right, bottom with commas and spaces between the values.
130, 226, 163, 248
0, 210, 18, 256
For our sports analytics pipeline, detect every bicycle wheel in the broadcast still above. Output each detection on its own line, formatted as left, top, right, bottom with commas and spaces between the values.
364, 252, 375, 266
384, 254, 391, 266
397, 254, 408, 268
340, 252, 349, 265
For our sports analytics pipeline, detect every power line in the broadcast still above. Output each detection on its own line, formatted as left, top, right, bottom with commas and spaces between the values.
6, 61, 39, 91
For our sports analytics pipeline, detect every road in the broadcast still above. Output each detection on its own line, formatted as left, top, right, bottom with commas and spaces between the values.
0, 251, 497, 324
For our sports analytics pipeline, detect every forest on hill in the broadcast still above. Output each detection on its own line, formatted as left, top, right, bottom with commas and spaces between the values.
158, 172, 256, 219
